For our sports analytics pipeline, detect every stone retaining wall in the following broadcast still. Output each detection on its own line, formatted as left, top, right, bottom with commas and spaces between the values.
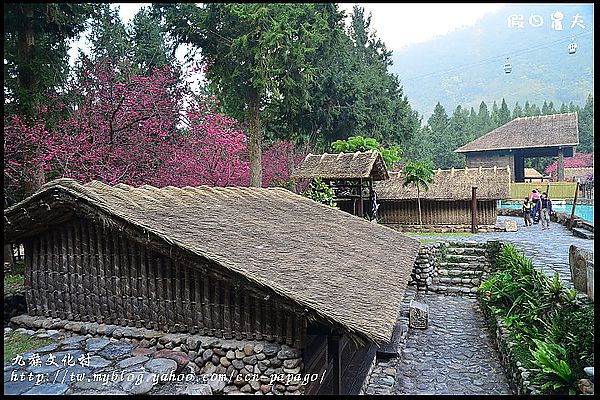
410, 242, 493, 297
388, 224, 503, 233
4, 290, 26, 323
9, 314, 304, 395
498, 208, 584, 228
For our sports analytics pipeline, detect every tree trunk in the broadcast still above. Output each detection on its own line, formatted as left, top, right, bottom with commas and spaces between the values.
247, 87, 263, 187
17, 4, 46, 192
417, 186, 422, 226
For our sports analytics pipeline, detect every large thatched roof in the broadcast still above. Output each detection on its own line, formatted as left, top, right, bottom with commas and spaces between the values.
291, 151, 389, 180
4, 179, 419, 345
374, 166, 511, 201
455, 112, 579, 153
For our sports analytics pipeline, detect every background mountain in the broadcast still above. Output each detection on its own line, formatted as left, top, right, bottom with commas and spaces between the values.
390, 4, 594, 118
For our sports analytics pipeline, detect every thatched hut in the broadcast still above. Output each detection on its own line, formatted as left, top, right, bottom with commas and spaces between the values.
374, 166, 511, 229
455, 113, 579, 182
4, 178, 419, 395
291, 151, 389, 218
524, 168, 546, 183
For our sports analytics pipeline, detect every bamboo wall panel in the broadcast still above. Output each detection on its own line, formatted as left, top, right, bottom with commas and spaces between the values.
379, 200, 497, 225
25, 216, 306, 345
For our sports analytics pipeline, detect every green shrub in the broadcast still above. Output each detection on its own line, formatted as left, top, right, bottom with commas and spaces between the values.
478, 243, 594, 395
301, 178, 336, 207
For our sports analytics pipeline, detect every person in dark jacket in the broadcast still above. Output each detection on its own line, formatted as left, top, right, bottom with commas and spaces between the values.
538, 192, 553, 230
522, 196, 533, 226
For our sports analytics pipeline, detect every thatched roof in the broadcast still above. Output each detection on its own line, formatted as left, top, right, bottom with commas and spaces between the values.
374, 166, 511, 201
524, 168, 544, 178
455, 113, 579, 153
4, 179, 419, 345
290, 151, 389, 180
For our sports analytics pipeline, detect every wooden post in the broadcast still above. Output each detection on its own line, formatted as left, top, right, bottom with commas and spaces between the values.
471, 186, 478, 233
568, 181, 579, 230
357, 178, 364, 218
328, 332, 342, 395
557, 147, 565, 182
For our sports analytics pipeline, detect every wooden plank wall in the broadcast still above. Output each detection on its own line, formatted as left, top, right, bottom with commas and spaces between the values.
378, 200, 497, 225
23, 217, 305, 347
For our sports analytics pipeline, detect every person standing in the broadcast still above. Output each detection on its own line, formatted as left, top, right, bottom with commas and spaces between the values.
522, 196, 533, 226
531, 189, 540, 223
539, 192, 553, 230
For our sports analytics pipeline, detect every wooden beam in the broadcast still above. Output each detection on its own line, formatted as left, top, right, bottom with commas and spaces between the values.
557, 147, 565, 181
328, 332, 342, 395
471, 187, 478, 233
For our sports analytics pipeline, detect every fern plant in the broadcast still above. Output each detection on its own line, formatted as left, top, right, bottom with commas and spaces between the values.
530, 338, 576, 394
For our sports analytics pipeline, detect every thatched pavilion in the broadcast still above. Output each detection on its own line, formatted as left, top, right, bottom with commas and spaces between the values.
374, 166, 511, 229
524, 168, 546, 183
4, 178, 419, 395
291, 151, 389, 218
455, 113, 579, 182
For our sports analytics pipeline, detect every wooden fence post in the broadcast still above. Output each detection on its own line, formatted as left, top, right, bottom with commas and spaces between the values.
568, 181, 579, 230
471, 187, 478, 233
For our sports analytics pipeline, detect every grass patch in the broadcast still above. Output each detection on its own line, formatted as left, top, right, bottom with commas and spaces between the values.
3, 332, 54, 364
4, 274, 25, 295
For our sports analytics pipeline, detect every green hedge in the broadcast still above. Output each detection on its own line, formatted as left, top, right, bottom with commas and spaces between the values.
479, 243, 594, 395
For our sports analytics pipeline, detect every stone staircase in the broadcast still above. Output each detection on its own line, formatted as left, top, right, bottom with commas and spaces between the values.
573, 219, 594, 240
429, 242, 489, 296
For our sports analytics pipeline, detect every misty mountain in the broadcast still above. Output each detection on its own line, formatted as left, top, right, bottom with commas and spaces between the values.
390, 4, 594, 118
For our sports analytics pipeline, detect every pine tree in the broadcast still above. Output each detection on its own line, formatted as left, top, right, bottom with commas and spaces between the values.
512, 102, 524, 119
477, 101, 493, 134
498, 98, 511, 125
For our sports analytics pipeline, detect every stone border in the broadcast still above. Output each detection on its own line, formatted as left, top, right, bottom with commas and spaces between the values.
387, 224, 503, 233
9, 314, 304, 395
4, 290, 26, 323
480, 304, 541, 395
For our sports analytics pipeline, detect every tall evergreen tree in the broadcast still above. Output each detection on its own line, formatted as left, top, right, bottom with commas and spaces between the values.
577, 94, 594, 153
477, 101, 493, 134
491, 100, 500, 127
512, 102, 524, 119
4, 3, 97, 116
498, 98, 511, 125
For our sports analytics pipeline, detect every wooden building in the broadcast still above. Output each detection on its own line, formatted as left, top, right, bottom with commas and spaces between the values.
455, 113, 579, 182
374, 166, 511, 227
524, 168, 547, 183
291, 151, 389, 219
3, 179, 419, 395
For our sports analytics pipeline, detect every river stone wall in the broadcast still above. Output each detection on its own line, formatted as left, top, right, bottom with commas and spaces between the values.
9, 314, 304, 395
4, 290, 26, 323
410, 241, 493, 296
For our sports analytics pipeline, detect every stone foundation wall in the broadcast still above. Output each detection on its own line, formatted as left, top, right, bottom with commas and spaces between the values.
4, 290, 26, 323
498, 208, 582, 227
387, 224, 503, 233
10, 314, 304, 395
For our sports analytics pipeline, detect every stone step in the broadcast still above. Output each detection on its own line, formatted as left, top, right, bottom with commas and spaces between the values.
446, 247, 486, 256
438, 261, 485, 271
578, 219, 594, 232
573, 227, 594, 240
428, 284, 479, 295
437, 269, 483, 278
435, 276, 482, 287
443, 254, 486, 263
446, 241, 486, 249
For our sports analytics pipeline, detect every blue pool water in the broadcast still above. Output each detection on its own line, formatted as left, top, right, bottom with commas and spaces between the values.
499, 202, 594, 222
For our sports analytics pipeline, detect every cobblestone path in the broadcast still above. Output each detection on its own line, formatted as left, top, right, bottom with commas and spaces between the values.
393, 293, 511, 395
408, 216, 594, 286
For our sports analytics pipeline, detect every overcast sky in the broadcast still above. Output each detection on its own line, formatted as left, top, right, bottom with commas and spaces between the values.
69, 3, 506, 64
